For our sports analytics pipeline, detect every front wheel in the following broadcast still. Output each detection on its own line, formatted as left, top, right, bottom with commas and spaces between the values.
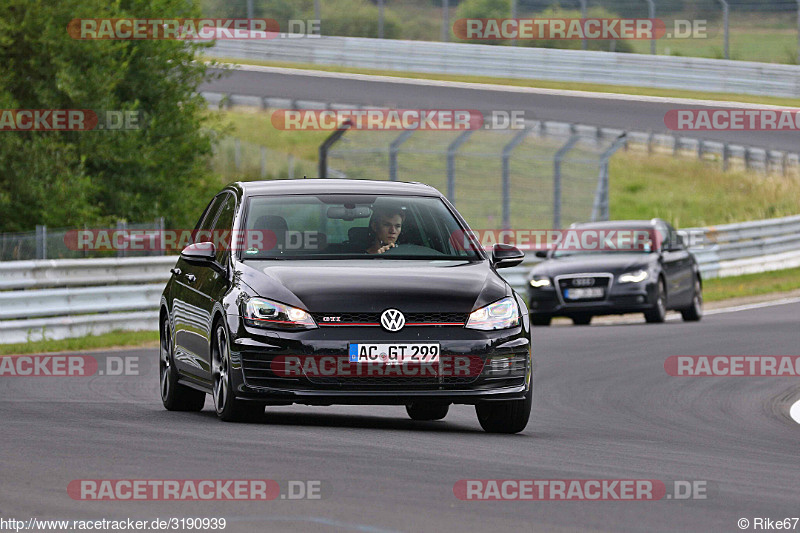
212, 323, 264, 422
160, 315, 205, 412
406, 402, 449, 421
475, 387, 532, 434
680, 278, 703, 322
644, 278, 667, 323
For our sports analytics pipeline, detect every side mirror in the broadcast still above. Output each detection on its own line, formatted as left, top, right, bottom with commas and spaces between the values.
491, 243, 525, 269
181, 242, 215, 262
534, 250, 548, 259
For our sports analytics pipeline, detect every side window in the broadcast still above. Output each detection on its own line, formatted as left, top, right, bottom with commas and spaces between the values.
212, 193, 237, 264
195, 195, 225, 238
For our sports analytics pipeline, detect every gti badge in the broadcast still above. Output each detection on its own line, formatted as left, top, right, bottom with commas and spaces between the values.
380, 309, 405, 332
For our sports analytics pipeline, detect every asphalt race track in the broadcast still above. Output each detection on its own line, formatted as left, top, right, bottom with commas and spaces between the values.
201, 67, 800, 152
1, 301, 798, 532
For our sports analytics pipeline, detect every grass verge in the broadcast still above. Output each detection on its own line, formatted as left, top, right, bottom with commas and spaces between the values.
0, 330, 159, 356
703, 268, 800, 303
205, 56, 800, 108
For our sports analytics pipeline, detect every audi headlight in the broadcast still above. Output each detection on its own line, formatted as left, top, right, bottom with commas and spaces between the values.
465, 297, 520, 331
618, 270, 648, 283
244, 297, 316, 330
529, 276, 551, 288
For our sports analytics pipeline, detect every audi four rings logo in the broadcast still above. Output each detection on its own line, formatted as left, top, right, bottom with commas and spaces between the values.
380, 309, 405, 332
572, 278, 596, 287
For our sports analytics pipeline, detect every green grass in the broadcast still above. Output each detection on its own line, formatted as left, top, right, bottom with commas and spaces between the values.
704, 268, 800, 302
205, 57, 800, 108
0, 330, 159, 356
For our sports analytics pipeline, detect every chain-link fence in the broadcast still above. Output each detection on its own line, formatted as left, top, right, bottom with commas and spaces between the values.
202, 0, 800, 63
324, 122, 626, 230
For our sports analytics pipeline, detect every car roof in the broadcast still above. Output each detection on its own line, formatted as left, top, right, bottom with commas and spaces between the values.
571, 219, 664, 229
233, 179, 442, 197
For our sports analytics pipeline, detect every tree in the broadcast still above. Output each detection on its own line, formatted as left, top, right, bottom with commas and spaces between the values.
0, 0, 218, 231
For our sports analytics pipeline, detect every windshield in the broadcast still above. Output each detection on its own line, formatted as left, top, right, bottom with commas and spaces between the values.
240, 194, 481, 261
551, 226, 665, 258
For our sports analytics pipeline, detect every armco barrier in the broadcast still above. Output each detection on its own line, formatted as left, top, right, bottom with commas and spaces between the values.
207, 36, 800, 98
0, 215, 797, 343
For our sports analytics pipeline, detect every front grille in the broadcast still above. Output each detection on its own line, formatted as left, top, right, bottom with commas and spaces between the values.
313, 312, 467, 326
557, 274, 612, 303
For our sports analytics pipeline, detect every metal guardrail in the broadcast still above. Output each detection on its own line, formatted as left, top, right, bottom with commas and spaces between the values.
207, 36, 800, 98
0, 215, 797, 343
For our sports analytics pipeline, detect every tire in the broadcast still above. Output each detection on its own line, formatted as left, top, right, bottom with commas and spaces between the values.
644, 278, 667, 324
475, 386, 533, 434
406, 402, 449, 421
160, 315, 205, 412
212, 322, 264, 422
531, 315, 552, 326
571, 314, 592, 326
680, 278, 703, 322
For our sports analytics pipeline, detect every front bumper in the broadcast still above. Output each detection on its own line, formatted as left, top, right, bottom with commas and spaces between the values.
224, 314, 532, 405
528, 278, 657, 317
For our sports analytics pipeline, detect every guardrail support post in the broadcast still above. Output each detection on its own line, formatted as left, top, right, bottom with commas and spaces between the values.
722, 143, 730, 171
389, 129, 416, 182
318, 120, 352, 178
446, 129, 475, 205
116, 220, 126, 258
553, 126, 580, 229
501, 127, 530, 230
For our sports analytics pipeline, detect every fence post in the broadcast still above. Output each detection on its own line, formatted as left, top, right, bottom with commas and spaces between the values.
318, 120, 353, 178
717, 0, 729, 59
389, 129, 416, 181
260, 146, 267, 178
510, 0, 517, 46
591, 133, 627, 222
722, 143, 729, 171
645, 0, 656, 54
288, 155, 295, 179
446, 130, 475, 206
314, 0, 321, 34
378, 0, 384, 39
553, 126, 580, 229
580, 0, 587, 50
116, 220, 126, 258
442, 0, 450, 42
501, 127, 529, 230
797, 0, 800, 65
158, 217, 165, 256
234, 138, 241, 171
35, 225, 46, 260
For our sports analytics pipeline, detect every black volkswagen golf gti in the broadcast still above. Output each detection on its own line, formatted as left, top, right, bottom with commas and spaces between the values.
159, 179, 533, 433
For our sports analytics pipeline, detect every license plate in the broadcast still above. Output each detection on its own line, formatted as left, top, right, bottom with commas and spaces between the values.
348, 343, 440, 364
564, 287, 604, 300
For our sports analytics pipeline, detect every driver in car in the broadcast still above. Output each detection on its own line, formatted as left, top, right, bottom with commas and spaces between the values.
366, 206, 404, 254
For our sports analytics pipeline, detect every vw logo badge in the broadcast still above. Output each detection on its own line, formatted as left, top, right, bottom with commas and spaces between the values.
380, 309, 405, 332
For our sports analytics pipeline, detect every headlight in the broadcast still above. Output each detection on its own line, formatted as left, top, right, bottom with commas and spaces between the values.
465, 297, 520, 330
529, 276, 551, 288
618, 270, 648, 283
244, 297, 317, 330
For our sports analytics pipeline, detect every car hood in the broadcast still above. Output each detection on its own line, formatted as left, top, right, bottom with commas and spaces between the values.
530, 253, 655, 278
236, 259, 509, 313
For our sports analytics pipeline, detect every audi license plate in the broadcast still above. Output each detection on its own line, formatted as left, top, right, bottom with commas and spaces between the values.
564, 287, 604, 300
348, 343, 440, 365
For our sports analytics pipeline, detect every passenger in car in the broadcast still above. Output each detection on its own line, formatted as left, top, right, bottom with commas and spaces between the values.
366, 206, 405, 254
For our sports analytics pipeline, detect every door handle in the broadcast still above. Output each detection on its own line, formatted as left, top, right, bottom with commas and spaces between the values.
185, 274, 196, 283
170, 268, 181, 276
